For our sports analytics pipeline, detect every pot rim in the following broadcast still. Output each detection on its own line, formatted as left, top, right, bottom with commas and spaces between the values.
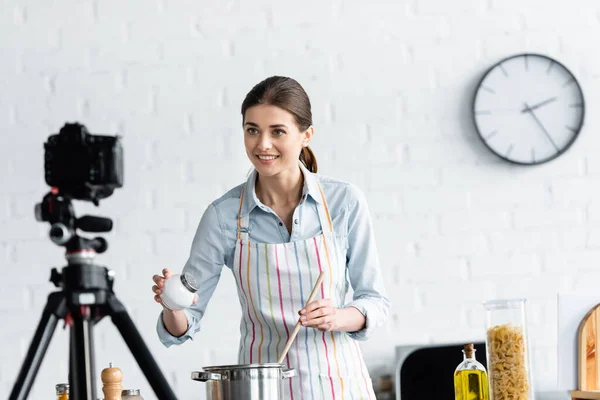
196, 363, 290, 372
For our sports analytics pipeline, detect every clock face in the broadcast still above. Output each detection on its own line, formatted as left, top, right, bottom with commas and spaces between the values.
473, 53, 585, 165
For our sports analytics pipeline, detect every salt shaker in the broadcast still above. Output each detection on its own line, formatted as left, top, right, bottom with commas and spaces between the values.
160, 272, 197, 310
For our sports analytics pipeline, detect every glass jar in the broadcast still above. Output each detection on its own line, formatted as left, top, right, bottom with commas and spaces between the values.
160, 272, 197, 310
55, 383, 69, 400
483, 298, 534, 400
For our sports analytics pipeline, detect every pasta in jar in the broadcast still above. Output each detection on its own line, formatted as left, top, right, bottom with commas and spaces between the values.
486, 323, 530, 400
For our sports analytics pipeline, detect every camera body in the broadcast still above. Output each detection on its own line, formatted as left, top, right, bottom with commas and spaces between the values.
44, 122, 124, 203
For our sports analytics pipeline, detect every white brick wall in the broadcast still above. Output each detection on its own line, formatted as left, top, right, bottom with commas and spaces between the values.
2, 0, 600, 398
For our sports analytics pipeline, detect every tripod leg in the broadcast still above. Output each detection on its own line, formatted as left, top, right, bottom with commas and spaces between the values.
69, 306, 97, 400
106, 294, 178, 400
9, 292, 67, 400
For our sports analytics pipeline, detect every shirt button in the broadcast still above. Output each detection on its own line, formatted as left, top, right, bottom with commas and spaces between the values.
294, 219, 299, 225
278, 222, 283, 226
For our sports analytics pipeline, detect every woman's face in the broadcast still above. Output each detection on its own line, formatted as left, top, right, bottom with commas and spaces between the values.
243, 104, 312, 178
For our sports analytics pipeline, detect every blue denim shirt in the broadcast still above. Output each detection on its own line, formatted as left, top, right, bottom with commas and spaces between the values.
157, 163, 390, 346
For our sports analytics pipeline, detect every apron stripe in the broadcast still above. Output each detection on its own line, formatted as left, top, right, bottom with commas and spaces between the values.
329, 331, 344, 399
305, 240, 326, 399
294, 242, 315, 400
322, 234, 346, 399
286, 247, 305, 400
258, 243, 273, 361
238, 241, 256, 363
275, 244, 292, 361
265, 243, 281, 360
313, 237, 336, 400
246, 241, 264, 364
342, 334, 361, 398
318, 185, 344, 399
331, 237, 358, 399
275, 245, 294, 399
237, 241, 249, 362
353, 340, 373, 399
255, 243, 268, 362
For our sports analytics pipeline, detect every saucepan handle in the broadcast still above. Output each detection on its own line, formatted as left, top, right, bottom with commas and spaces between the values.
282, 369, 296, 379
191, 371, 223, 382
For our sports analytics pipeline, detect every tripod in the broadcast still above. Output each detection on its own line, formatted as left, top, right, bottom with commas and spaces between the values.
9, 193, 178, 400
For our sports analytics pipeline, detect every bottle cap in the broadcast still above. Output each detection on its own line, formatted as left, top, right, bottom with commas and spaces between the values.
122, 389, 141, 395
463, 343, 475, 358
56, 383, 69, 394
181, 272, 198, 292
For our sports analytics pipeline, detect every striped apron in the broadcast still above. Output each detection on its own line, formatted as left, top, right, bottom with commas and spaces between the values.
233, 183, 376, 399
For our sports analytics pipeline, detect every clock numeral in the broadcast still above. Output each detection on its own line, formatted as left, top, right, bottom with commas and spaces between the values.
499, 63, 509, 77
546, 60, 555, 74
531, 148, 535, 163
506, 143, 514, 158
524, 55, 528, 71
569, 103, 583, 108
481, 85, 496, 94
475, 110, 492, 115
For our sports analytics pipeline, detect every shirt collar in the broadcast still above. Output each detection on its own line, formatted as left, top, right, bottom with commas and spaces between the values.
239, 161, 322, 217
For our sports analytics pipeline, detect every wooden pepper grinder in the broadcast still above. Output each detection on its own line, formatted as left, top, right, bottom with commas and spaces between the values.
101, 362, 123, 400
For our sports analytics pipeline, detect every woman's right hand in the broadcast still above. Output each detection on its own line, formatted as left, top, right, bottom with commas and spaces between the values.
153, 268, 194, 337
152, 268, 172, 308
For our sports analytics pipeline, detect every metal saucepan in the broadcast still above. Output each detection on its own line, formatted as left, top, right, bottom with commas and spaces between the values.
191, 363, 296, 400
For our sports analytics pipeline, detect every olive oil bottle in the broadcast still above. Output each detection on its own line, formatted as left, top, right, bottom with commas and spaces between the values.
454, 343, 489, 400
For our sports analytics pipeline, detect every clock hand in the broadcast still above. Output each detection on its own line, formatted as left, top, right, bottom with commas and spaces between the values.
521, 97, 557, 113
523, 102, 559, 152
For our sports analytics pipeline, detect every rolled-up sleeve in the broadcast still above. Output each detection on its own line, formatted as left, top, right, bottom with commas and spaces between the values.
156, 203, 226, 347
343, 184, 390, 341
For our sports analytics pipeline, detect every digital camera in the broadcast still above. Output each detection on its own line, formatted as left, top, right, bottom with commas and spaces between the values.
44, 122, 124, 203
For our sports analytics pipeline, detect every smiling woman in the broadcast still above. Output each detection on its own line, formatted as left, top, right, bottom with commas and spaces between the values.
151, 76, 390, 399
243, 104, 312, 173
242, 76, 318, 175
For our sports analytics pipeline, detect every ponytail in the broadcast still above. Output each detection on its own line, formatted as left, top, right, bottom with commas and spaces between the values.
299, 146, 318, 173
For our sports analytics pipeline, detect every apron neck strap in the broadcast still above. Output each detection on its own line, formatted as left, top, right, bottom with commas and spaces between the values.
315, 181, 333, 234
237, 188, 249, 242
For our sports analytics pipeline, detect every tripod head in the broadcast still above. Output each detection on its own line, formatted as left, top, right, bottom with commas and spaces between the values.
35, 188, 112, 262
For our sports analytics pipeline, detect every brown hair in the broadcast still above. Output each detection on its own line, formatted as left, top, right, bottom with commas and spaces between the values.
241, 76, 318, 173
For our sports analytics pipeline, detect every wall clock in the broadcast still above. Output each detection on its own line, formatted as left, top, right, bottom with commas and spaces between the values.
472, 53, 585, 165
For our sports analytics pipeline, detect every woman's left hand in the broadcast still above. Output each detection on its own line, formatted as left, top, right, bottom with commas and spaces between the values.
299, 298, 338, 332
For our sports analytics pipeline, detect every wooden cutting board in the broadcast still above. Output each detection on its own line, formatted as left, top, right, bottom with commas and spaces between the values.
578, 303, 600, 391
572, 391, 600, 400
